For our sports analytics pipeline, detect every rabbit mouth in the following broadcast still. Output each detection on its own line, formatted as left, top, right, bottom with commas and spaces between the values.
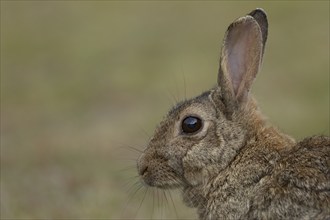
139, 166, 183, 189
140, 173, 183, 189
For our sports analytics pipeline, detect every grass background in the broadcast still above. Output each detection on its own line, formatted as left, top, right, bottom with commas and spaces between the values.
1, 1, 329, 219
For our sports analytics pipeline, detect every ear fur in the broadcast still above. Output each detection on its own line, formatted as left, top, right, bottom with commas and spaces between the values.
217, 9, 267, 114
248, 8, 268, 59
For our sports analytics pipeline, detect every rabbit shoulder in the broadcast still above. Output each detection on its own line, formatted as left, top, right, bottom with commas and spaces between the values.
248, 135, 330, 219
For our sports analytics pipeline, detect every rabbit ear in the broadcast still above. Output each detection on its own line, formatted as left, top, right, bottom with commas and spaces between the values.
217, 12, 265, 111
248, 8, 268, 59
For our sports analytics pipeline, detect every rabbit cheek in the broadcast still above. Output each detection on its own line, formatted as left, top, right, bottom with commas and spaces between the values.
182, 166, 205, 186
182, 148, 217, 186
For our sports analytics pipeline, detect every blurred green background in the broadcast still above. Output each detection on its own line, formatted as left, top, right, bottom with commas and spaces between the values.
1, 1, 329, 219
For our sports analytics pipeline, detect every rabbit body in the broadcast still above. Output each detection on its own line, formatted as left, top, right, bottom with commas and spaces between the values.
137, 9, 330, 220
183, 132, 330, 219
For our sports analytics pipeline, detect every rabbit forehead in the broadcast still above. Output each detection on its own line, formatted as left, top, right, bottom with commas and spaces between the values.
168, 90, 216, 119
179, 101, 216, 120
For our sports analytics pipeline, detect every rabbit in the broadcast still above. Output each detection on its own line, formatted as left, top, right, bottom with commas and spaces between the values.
137, 8, 330, 220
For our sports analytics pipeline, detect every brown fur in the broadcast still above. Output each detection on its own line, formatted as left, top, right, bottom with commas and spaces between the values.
137, 8, 330, 219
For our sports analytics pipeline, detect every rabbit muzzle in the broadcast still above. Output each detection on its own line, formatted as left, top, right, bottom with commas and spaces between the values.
137, 151, 182, 189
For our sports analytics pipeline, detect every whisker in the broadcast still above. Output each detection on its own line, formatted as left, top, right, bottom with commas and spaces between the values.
117, 165, 136, 173
167, 89, 178, 105
162, 189, 166, 219
122, 175, 139, 189
160, 189, 163, 220
121, 181, 143, 218
168, 190, 178, 218
125, 179, 141, 195
182, 70, 187, 100
124, 144, 144, 153
151, 187, 155, 219
162, 190, 170, 216
138, 127, 151, 140
135, 186, 148, 218
157, 188, 161, 219
112, 157, 138, 162
112, 140, 142, 151
174, 73, 181, 102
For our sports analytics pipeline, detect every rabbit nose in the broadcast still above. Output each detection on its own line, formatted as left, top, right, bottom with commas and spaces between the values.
138, 163, 148, 176
137, 154, 149, 176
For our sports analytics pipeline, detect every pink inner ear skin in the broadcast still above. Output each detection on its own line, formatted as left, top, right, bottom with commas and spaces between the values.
228, 34, 247, 94
226, 23, 259, 95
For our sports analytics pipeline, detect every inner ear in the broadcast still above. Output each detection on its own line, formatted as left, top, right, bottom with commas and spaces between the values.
226, 22, 261, 95
219, 16, 263, 104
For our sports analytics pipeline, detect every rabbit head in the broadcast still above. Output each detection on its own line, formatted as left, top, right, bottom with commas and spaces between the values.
137, 8, 290, 192
135, 9, 330, 220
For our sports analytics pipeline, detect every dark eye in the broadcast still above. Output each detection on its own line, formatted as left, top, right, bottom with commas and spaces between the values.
181, 116, 202, 134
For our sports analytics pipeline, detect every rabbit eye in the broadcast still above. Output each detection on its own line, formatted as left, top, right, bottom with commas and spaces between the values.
181, 116, 202, 134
